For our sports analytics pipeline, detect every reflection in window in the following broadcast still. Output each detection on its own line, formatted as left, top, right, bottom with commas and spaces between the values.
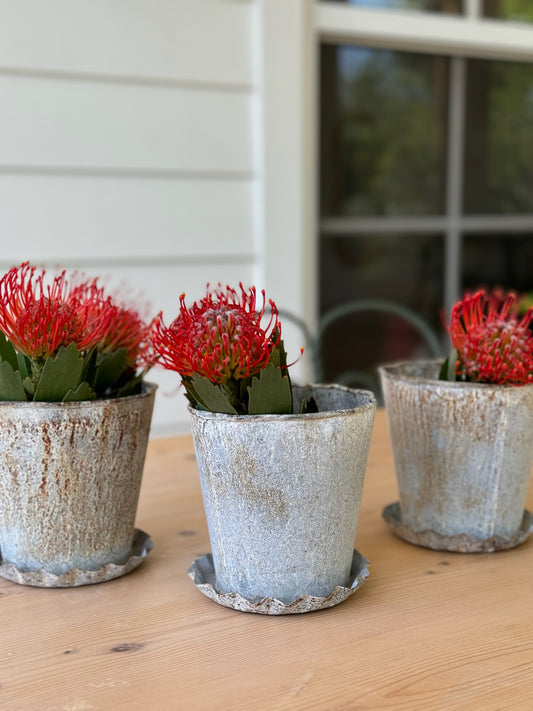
462, 234, 533, 293
321, 0, 462, 12
483, 0, 533, 23
319, 39, 533, 393
321, 45, 449, 216
464, 59, 533, 214
320, 234, 444, 387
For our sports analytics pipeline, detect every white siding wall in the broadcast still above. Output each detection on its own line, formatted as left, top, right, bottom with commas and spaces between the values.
0, 0, 260, 434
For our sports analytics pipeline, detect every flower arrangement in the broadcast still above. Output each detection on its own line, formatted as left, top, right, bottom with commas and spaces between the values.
0, 262, 156, 402
440, 288, 533, 385
153, 283, 306, 415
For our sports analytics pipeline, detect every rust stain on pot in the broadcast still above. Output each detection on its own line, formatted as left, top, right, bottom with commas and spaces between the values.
0, 383, 156, 577
247, 483, 288, 519
207, 444, 289, 519
232, 461, 288, 520
38, 422, 52, 495
381, 360, 533, 540
42, 421, 51, 461
190, 385, 376, 603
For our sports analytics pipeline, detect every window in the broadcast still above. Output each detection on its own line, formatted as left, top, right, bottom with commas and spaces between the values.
322, 0, 462, 12
317, 1, 533, 390
483, 0, 533, 23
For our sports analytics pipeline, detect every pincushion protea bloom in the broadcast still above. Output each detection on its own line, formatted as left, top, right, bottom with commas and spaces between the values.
154, 284, 280, 382
70, 279, 158, 372
0, 262, 156, 401
0, 263, 111, 361
447, 289, 533, 385
153, 284, 296, 415
99, 305, 158, 371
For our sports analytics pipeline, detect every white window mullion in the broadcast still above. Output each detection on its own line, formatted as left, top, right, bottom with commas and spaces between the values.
465, 0, 482, 20
444, 56, 466, 314
320, 217, 448, 234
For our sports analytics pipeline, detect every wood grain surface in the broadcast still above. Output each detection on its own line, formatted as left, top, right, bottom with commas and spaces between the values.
1, 410, 532, 711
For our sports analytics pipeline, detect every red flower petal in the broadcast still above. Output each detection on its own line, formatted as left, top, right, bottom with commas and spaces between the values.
449, 289, 533, 385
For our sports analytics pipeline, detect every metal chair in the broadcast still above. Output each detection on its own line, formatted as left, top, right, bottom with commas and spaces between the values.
279, 300, 444, 403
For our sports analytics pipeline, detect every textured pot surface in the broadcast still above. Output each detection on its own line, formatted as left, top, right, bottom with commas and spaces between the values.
0, 383, 156, 575
380, 361, 533, 539
190, 384, 376, 604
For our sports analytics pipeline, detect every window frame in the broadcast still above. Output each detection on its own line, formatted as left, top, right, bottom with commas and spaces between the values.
260, 0, 533, 344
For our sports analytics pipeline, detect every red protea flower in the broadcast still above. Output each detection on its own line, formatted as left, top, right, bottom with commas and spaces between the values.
153, 284, 281, 384
100, 305, 159, 371
68, 279, 158, 371
0, 263, 112, 361
449, 289, 533, 385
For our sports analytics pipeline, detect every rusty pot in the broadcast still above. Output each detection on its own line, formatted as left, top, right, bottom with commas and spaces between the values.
379, 361, 533, 550
189, 384, 376, 608
0, 383, 156, 583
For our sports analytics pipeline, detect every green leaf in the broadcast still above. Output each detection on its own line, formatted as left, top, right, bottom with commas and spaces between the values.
16, 353, 31, 380
268, 334, 288, 370
94, 349, 128, 394
182, 380, 206, 410
62, 381, 96, 402
0, 361, 28, 401
23, 376, 35, 397
0, 331, 20, 371
179, 376, 203, 410
188, 374, 238, 415
247, 363, 292, 415
33, 344, 84, 402
116, 373, 143, 398
80, 347, 98, 388
439, 349, 458, 382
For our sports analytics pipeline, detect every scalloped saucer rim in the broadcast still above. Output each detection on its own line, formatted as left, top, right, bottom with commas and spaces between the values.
0, 528, 153, 587
188, 548, 370, 615
383, 502, 533, 553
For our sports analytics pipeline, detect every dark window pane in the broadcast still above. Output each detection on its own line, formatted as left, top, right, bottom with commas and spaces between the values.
321, 0, 462, 12
320, 46, 449, 217
483, 0, 533, 23
319, 234, 444, 392
464, 59, 533, 214
462, 234, 533, 293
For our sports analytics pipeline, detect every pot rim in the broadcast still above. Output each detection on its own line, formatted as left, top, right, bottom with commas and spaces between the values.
188, 382, 376, 422
379, 359, 533, 391
0, 381, 157, 410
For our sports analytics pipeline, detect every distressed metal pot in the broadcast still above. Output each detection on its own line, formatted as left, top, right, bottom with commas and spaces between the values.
0, 383, 156, 584
189, 384, 376, 607
379, 361, 533, 551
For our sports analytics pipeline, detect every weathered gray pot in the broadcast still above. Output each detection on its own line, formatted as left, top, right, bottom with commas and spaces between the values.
0, 383, 156, 580
190, 384, 376, 605
380, 361, 533, 545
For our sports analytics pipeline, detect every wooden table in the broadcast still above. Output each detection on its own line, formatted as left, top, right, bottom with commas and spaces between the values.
1, 410, 532, 711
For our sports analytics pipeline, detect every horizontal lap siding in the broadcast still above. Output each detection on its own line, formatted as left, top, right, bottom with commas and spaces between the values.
0, 175, 255, 261
0, 77, 253, 171
0, 0, 254, 86
0, 0, 258, 434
